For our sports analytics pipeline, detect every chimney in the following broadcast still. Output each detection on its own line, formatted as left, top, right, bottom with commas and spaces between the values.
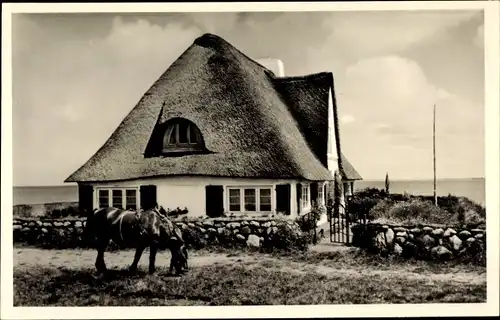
255, 58, 285, 77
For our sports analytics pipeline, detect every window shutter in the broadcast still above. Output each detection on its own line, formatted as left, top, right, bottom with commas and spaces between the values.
205, 185, 224, 217
140, 185, 157, 210
310, 182, 318, 207
78, 184, 94, 215
275, 184, 291, 215
296, 183, 302, 214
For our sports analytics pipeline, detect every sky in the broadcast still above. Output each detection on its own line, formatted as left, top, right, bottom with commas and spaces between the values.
11, 10, 485, 186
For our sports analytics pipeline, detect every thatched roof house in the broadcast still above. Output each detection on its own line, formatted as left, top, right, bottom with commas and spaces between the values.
66, 33, 362, 218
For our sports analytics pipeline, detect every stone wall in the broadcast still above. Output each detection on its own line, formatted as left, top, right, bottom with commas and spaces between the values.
13, 202, 80, 218
13, 216, 309, 251
351, 223, 486, 264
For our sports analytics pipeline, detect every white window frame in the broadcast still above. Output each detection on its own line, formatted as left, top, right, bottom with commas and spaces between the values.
95, 187, 140, 210
226, 186, 274, 214
317, 182, 325, 206
301, 183, 310, 212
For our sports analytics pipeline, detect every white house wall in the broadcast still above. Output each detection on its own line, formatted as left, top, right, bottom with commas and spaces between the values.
91, 176, 305, 218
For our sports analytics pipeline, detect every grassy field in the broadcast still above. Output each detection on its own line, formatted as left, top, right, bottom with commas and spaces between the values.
13, 245, 486, 306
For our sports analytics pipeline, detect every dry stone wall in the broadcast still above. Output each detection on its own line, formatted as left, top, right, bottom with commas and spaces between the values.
351, 223, 486, 264
13, 216, 308, 251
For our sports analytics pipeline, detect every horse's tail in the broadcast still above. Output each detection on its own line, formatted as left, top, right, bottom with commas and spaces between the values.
83, 208, 99, 248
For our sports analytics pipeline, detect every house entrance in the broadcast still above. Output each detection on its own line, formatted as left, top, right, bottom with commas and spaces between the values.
328, 197, 366, 245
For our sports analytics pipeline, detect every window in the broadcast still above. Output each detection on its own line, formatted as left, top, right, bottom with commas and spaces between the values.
162, 119, 204, 153
318, 184, 324, 206
126, 190, 137, 210
259, 189, 272, 211
244, 189, 256, 211
112, 190, 123, 209
301, 184, 310, 210
227, 187, 273, 213
97, 188, 139, 210
98, 190, 109, 208
229, 189, 241, 211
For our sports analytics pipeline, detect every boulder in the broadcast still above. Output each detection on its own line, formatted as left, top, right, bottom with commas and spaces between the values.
431, 245, 453, 261
241, 226, 251, 235
403, 241, 418, 257
381, 225, 389, 231
474, 233, 484, 240
240, 221, 249, 226
64, 221, 71, 227
198, 227, 206, 234
250, 221, 260, 227
459, 230, 472, 238
396, 236, 406, 245
410, 228, 422, 234
233, 229, 240, 235
443, 228, 457, 237
208, 228, 217, 234
187, 222, 196, 228
271, 221, 277, 227
41, 228, 48, 233
236, 234, 245, 241
227, 222, 241, 229
408, 233, 415, 240
74, 221, 83, 228
374, 232, 386, 250
385, 228, 395, 246
448, 235, 463, 251
420, 234, 435, 248
13, 225, 22, 231
394, 243, 403, 255
217, 227, 225, 235
466, 237, 476, 244
393, 227, 408, 233
262, 222, 271, 228
471, 229, 485, 234
396, 231, 408, 238
54, 222, 63, 227
423, 226, 433, 233
432, 228, 444, 236
246, 234, 260, 248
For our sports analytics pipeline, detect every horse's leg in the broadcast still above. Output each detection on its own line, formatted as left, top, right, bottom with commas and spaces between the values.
95, 237, 109, 275
129, 244, 145, 274
183, 246, 189, 271
169, 248, 177, 274
148, 243, 158, 275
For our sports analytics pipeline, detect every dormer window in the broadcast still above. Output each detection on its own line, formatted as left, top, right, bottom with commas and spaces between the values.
162, 118, 205, 154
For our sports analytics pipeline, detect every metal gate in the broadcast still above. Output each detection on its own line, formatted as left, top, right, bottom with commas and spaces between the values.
329, 203, 351, 244
329, 198, 368, 245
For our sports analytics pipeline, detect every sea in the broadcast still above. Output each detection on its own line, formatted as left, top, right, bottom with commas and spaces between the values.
12, 178, 486, 206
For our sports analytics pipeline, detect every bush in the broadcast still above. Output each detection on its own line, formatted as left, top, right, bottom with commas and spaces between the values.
264, 220, 311, 252
371, 199, 454, 225
347, 196, 380, 221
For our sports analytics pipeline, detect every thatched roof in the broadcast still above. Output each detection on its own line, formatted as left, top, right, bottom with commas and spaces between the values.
65, 33, 362, 183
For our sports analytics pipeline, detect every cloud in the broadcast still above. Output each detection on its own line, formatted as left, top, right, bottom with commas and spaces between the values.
11, 12, 484, 184
340, 114, 355, 124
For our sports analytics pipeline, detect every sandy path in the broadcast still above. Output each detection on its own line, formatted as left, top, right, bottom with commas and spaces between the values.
14, 247, 486, 286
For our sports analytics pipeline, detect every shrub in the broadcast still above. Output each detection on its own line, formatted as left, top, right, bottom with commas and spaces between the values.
264, 220, 311, 252
181, 227, 206, 250
347, 196, 380, 221
371, 199, 453, 225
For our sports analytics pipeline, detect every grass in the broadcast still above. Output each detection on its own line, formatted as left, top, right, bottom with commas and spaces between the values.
13, 247, 486, 306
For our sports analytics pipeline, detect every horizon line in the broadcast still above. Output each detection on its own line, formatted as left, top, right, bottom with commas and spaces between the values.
12, 176, 486, 188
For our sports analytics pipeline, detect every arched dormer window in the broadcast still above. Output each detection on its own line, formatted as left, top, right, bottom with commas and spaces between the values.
162, 118, 205, 154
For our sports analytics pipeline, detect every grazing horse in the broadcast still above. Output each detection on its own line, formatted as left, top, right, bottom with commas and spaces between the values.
85, 206, 188, 276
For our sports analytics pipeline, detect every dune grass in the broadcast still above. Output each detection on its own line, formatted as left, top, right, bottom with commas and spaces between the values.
14, 247, 486, 306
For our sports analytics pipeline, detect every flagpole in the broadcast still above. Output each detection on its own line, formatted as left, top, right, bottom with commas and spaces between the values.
433, 104, 437, 207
